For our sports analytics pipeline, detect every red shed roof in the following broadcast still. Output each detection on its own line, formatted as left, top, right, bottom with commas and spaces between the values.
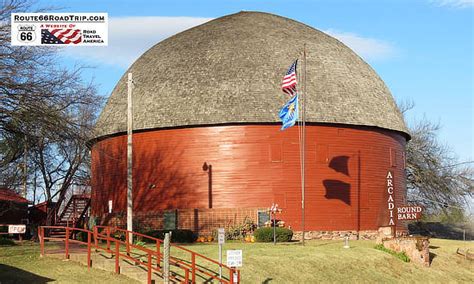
0, 187, 29, 203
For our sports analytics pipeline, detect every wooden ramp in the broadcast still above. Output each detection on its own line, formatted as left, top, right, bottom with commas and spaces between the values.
39, 226, 239, 284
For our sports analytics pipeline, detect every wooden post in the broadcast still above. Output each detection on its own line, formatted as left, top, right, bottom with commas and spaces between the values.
229, 268, 234, 284
106, 227, 111, 251
65, 227, 70, 259
94, 226, 98, 250
184, 268, 189, 283
147, 254, 152, 284
156, 240, 160, 268
163, 233, 170, 284
115, 241, 120, 274
22, 134, 27, 198
126, 232, 130, 255
39, 227, 44, 257
72, 199, 77, 228
191, 253, 196, 283
87, 231, 91, 270
127, 72, 134, 243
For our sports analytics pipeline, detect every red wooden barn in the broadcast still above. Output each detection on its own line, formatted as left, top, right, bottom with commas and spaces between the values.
90, 12, 410, 239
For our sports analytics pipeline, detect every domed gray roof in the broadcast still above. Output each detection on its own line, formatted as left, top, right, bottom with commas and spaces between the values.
94, 11, 408, 140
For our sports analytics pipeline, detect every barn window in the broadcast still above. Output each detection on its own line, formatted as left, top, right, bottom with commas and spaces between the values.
257, 210, 270, 228
390, 148, 397, 167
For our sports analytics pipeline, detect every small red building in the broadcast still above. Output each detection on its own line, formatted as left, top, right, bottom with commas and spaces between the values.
0, 187, 29, 225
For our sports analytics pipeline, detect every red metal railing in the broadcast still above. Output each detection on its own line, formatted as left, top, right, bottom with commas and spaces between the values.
39, 226, 240, 283
39, 226, 93, 268
95, 226, 240, 283
39, 226, 187, 283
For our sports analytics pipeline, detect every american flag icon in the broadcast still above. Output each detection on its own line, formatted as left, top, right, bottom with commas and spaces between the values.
281, 60, 298, 96
41, 29, 82, 44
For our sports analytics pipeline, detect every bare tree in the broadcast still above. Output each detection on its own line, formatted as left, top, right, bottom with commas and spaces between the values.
0, 0, 97, 167
0, 0, 103, 225
399, 99, 474, 215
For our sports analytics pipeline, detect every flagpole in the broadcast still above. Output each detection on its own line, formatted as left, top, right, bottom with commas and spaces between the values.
127, 72, 134, 242
301, 44, 307, 245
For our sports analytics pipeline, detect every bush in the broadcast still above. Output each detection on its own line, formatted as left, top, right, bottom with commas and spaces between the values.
76, 231, 89, 242
0, 236, 15, 246
134, 240, 146, 247
218, 217, 257, 240
112, 231, 126, 241
374, 244, 410, 262
143, 229, 197, 243
254, 227, 293, 242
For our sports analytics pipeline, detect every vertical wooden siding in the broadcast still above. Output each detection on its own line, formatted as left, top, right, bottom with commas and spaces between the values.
91, 124, 407, 231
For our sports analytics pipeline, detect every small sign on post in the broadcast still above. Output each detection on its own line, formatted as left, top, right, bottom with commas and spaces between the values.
8, 225, 26, 234
218, 228, 225, 245
218, 228, 225, 280
226, 250, 243, 267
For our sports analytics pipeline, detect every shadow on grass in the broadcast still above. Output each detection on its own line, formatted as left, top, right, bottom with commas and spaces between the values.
0, 264, 54, 283
263, 278, 273, 283
429, 246, 440, 249
429, 252, 437, 265
307, 241, 340, 248
115, 250, 222, 283
0, 238, 16, 246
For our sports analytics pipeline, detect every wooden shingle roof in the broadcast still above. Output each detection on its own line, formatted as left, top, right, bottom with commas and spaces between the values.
94, 11, 408, 140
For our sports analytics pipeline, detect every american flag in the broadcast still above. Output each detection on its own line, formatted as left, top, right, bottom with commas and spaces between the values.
281, 59, 298, 96
41, 29, 82, 44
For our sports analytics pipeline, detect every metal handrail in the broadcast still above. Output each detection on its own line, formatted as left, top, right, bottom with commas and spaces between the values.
94, 226, 239, 283
39, 225, 189, 283
57, 186, 91, 224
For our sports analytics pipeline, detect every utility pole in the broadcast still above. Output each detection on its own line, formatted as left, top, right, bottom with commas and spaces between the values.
127, 73, 134, 240
22, 135, 27, 198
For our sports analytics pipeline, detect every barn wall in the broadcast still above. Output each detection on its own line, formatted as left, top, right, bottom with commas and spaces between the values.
91, 124, 406, 232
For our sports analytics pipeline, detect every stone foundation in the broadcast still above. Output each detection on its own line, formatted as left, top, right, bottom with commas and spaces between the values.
292, 230, 379, 240
93, 209, 389, 242
382, 237, 430, 267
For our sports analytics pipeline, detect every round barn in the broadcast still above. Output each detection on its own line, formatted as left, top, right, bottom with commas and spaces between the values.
90, 12, 409, 239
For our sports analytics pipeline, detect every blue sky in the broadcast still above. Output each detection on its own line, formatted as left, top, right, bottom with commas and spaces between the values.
39, 0, 473, 161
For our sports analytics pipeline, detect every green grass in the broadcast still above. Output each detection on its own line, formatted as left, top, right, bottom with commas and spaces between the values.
164, 238, 474, 283
1, 239, 473, 283
374, 244, 410, 262
0, 242, 137, 283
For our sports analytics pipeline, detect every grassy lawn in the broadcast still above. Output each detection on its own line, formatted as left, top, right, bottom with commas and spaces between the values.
166, 238, 474, 283
1, 239, 473, 283
0, 242, 137, 284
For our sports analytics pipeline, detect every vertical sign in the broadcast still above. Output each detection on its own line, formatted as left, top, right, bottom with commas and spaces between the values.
108, 200, 113, 213
386, 171, 396, 235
